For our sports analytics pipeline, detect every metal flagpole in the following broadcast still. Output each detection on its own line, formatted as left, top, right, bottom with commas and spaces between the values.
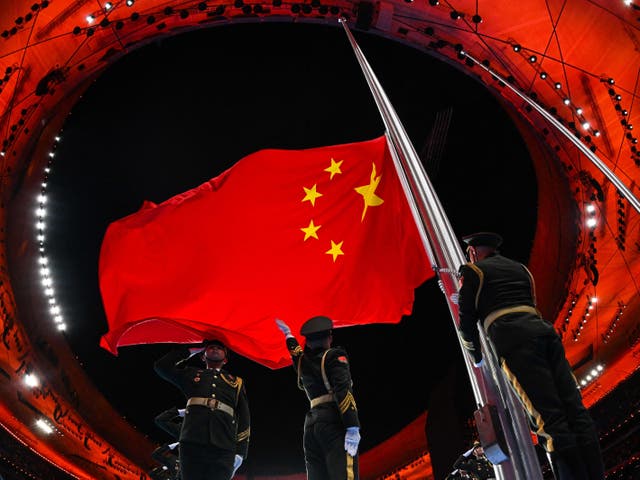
462, 52, 640, 214
338, 18, 543, 479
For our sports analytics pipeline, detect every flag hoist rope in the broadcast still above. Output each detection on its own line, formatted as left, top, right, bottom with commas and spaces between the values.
338, 18, 543, 480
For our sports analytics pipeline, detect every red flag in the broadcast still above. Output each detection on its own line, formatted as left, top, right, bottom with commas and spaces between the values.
99, 136, 433, 368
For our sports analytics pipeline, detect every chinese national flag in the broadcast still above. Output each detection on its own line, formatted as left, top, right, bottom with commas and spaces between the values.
99, 135, 433, 368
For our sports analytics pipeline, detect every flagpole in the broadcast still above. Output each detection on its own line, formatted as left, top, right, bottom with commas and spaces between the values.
339, 18, 543, 479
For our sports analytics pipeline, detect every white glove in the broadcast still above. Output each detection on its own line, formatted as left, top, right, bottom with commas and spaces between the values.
232, 454, 243, 476
177, 408, 185, 417
450, 292, 459, 305
275, 318, 292, 337
344, 426, 361, 457
474, 358, 485, 368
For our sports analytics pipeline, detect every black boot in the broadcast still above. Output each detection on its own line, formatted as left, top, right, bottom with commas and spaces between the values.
579, 442, 605, 480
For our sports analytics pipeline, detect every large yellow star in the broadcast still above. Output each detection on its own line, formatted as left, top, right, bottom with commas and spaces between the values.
302, 184, 323, 206
324, 158, 343, 180
354, 163, 384, 221
300, 220, 321, 241
325, 240, 344, 262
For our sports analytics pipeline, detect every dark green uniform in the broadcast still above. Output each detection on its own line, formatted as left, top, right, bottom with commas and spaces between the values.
285, 336, 359, 480
152, 407, 182, 480
154, 348, 250, 480
458, 253, 604, 479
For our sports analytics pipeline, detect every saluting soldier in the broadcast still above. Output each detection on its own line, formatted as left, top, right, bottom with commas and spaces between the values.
275, 316, 361, 480
457, 232, 604, 480
453, 441, 495, 480
154, 340, 250, 480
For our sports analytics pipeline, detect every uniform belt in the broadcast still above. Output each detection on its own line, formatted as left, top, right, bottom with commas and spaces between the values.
483, 305, 539, 333
310, 393, 333, 408
187, 397, 234, 417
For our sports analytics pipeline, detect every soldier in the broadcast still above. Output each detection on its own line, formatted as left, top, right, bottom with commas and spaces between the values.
275, 316, 360, 480
453, 441, 495, 480
154, 340, 250, 480
150, 406, 185, 480
457, 232, 604, 480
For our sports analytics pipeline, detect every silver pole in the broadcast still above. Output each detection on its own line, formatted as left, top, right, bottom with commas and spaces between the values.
463, 52, 640, 214
339, 18, 543, 479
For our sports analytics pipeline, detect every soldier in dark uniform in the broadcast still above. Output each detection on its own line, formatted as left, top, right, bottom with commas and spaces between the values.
150, 406, 184, 480
154, 340, 250, 480
457, 232, 604, 480
275, 316, 360, 480
453, 441, 495, 480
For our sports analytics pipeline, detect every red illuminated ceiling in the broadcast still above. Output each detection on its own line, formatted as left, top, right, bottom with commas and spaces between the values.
0, 0, 639, 478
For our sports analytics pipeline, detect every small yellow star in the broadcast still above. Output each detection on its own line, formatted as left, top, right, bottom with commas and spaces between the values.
325, 240, 344, 262
300, 220, 321, 241
324, 158, 343, 180
302, 184, 323, 207
354, 163, 384, 221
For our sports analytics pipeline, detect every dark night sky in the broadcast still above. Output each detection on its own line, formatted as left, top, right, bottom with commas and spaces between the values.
46, 22, 536, 475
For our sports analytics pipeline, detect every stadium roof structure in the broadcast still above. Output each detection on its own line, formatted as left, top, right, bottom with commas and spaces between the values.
0, 0, 639, 478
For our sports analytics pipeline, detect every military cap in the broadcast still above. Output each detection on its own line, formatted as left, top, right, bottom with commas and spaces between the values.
202, 339, 227, 351
462, 232, 503, 249
300, 315, 333, 337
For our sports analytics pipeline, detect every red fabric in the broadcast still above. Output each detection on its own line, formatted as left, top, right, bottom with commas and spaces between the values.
99, 136, 433, 368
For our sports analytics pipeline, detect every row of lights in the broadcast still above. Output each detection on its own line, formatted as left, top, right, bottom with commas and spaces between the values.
35, 418, 54, 434
510, 42, 602, 141
599, 404, 640, 442
84, 0, 135, 28
585, 203, 598, 229
421, 24, 604, 168
422, 0, 483, 24
0, 1, 49, 40
602, 303, 626, 344
78, 0, 342, 35
578, 363, 604, 388
459, 39, 604, 160
615, 191, 628, 251
583, 201, 600, 287
35, 136, 66, 333
604, 85, 640, 166
572, 296, 597, 342
85, 0, 346, 25
0, 452, 43, 479
558, 293, 579, 339
25, 371, 56, 437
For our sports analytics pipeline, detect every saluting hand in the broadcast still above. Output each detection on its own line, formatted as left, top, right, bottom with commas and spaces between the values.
275, 318, 292, 337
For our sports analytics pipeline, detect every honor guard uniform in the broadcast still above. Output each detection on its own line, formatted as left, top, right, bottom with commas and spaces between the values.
457, 232, 604, 480
151, 406, 184, 480
154, 340, 250, 480
453, 441, 495, 480
276, 316, 360, 480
